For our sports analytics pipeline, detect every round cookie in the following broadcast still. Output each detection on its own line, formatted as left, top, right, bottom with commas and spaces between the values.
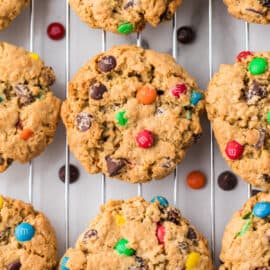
0, 195, 58, 269
61, 45, 204, 183
59, 196, 213, 270
223, 0, 270, 24
0, 0, 30, 31
220, 192, 270, 270
69, 0, 182, 34
206, 52, 270, 190
0, 42, 61, 172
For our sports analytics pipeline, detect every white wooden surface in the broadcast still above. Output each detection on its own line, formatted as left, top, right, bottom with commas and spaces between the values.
0, 0, 269, 267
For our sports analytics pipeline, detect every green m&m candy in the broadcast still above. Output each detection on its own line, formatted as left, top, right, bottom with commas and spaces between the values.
267, 110, 270, 124
115, 111, 128, 126
117, 22, 134, 34
248, 57, 268, 75
114, 238, 135, 256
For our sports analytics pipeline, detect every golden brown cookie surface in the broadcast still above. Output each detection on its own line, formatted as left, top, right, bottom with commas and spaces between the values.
206, 52, 270, 190
0, 0, 30, 30
0, 42, 61, 172
59, 197, 213, 270
0, 195, 58, 270
61, 45, 204, 183
69, 0, 182, 34
220, 192, 270, 270
224, 0, 270, 24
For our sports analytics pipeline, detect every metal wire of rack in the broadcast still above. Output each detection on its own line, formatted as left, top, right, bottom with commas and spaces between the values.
23, 0, 256, 266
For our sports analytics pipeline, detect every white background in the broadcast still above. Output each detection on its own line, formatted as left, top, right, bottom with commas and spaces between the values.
0, 0, 269, 267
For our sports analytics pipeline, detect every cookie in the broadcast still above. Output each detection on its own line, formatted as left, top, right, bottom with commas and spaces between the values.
59, 196, 213, 270
0, 42, 61, 172
223, 0, 270, 24
61, 45, 204, 183
0, 0, 30, 31
0, 195, 58, 269
206, 52, 270, 190
220, 192, 270, 270
69, 0, 182, 34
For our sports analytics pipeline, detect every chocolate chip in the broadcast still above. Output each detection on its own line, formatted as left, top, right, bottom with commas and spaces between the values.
246, 81, 267, 104
106, 156, 125, 177
15, 119, 23, 130
258, 0, 270, 7
58, 164, 80, 184
263, 174, 270, 183
166, 208, 181, 225
161, 158, 174, 169
218, 171, 238, 191
8, 261, 21, 270
193, 133, 202, 144
83, 229, 98, 242
0, 157, 5, 166
141, 39, 149, 50
157, 89, 164, 95
178, 241, 189, 253
252, 189, 261, 196
155, 107, 165, 116
255, 129, 266, 150
75, 112, 92, 132
90, 82, 107, 100
187, 227, 197, 240
0, 228, 10, 244
246, 8, 267, 16
15, 85, 34, 106
128, 256, 147, 270
177, 26, 195, 44
124, 0, 134, 9
98, 56, 117, 72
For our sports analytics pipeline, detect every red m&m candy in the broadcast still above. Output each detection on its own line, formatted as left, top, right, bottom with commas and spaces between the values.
172, 83, 187, 98
156, 224, 165, 245
236, 51, 253, 62
225, 140, 244, 160
47, 22, 65, 40
136, 130, 154, 148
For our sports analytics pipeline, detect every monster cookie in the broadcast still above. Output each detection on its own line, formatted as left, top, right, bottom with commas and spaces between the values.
61, 45, 204, 183
0, 0, 30, 30
206, 52, 270, 190
69, 0, 182, 34
224, 0, 270, 24
220, 192, 270, 270
0, 42, 61, 172
59, 196, 213, 270
0, 195, 58, 269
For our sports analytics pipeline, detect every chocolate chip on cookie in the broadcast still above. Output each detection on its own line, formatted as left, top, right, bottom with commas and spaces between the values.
106, 156, 126, 177
98, 56, 117, 73
76, 113, 92, 132
90, 82, 107, 100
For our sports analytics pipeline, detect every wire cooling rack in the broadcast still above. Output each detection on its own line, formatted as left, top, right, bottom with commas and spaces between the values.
0, 0, 269, 268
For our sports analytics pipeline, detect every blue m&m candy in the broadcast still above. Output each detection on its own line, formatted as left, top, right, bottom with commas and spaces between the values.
253, 202, 270, 218
150, 196, 169, 208
61, 256, 69, 270
190, 91, 202, 106
15, 222, 35, 242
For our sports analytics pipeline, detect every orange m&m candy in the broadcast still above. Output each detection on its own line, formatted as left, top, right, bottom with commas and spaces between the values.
20, 128, 34, 140
137, 85, 157, 105
186, 171, 206, 189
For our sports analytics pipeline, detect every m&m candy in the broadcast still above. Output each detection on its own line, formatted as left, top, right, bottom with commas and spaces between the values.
172, 83, 187, 97
117, 22, 134, 34
61, 256, 69, 270
190, 91, 202, 106
115, 111, 128, 126
114, 238, 135, 256
236, 51, 253, 62
0, 195, 3, 209
225, 140, 244, 160
137, 86, 157, 105
185, 252, 201, 270
136, 130, 154, 148
186, 171, 206, 189
47, 22, 65, 40
114, 214, 126, 226
253, 202, 270, 218
15, 223, 35, 242
156, 224, 165, 245
249, 57, 268, 75
150, 196, 169, 208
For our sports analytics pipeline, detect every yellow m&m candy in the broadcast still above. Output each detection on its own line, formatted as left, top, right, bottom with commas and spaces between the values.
114, 214, 126, 226
185, 252, 200, 270
29, 52, 39, 60
0, 195, 4, 209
